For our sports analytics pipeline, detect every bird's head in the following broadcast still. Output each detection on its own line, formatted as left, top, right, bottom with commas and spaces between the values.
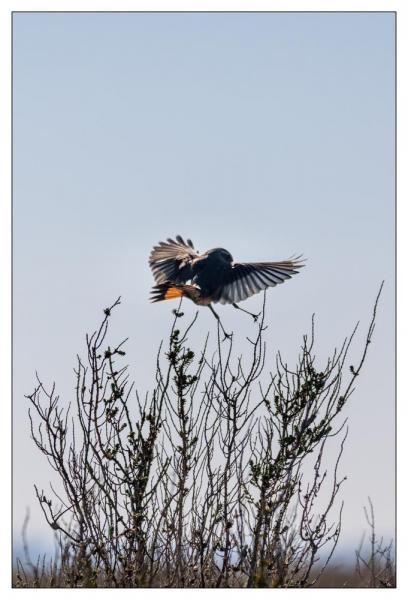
205, 247, 234, 264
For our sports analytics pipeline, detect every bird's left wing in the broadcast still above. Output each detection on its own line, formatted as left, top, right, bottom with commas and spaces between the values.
211, 257, 305, 305
149, 235, 200, 284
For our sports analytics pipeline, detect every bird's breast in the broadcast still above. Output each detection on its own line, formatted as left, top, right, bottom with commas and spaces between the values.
192, 257, 229, 295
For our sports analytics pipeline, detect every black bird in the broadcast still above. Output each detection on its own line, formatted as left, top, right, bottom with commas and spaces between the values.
149, 235, 305, 336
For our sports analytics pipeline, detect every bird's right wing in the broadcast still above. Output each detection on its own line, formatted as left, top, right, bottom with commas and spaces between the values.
211, 256, 305, 304
149, 235, 200, 284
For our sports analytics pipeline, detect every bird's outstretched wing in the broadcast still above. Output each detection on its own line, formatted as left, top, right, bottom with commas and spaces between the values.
211, 256, 305, 305
149, 235, 199, 284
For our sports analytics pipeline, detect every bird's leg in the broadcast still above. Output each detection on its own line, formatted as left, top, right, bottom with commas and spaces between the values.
232, 302, 260, 322
208, 305, 232, 340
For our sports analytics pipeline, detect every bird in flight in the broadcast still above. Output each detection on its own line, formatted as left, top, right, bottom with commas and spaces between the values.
149, 235, 305, 338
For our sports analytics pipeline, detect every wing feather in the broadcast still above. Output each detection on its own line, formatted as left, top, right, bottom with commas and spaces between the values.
214, 257, 305, 305
149, 235, 199, 284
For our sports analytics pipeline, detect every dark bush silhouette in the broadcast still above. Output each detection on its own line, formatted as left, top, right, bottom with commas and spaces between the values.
15, 285, 394, 587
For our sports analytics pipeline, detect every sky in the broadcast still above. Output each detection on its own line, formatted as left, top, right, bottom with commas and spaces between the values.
12, 11, 395, 562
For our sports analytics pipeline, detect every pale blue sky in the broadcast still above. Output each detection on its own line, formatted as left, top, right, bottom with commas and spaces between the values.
13, 12, 395, 560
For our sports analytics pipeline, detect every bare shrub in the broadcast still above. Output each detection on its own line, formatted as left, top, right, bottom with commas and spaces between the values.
355, 498, 395, 588
17, 286, 385, 587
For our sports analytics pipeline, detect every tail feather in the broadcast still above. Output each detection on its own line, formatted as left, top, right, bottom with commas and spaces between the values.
150, 283, 184, 303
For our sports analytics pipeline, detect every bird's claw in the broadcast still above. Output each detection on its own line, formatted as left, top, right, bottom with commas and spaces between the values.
223, 331, 233, 341
252, 312, 261, 322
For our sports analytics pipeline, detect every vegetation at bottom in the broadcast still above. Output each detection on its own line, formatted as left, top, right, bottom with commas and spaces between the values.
14, 285, 395, 587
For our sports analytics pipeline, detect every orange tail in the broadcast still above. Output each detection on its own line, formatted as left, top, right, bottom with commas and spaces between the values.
150, 283, 184, 303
